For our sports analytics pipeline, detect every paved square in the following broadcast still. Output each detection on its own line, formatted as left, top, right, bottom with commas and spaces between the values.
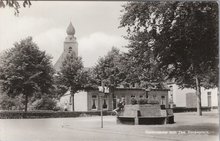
0, 111, 219, 141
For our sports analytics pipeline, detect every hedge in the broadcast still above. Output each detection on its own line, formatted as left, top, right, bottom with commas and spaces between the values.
0, 107, 213, 119
0, 110, 113, 119
173, 107, 211, 113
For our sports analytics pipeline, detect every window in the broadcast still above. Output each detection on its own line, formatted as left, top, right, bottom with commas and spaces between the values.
69, 47, 72, 53
92, 95, 97, 109
161, 96, 165, 105
145, 92, 148, 98
103, 95, 108, 109
92, 95, 97, 98
207, 92, 212, 107
140, 95, 143, 98
69, 96, 72, 104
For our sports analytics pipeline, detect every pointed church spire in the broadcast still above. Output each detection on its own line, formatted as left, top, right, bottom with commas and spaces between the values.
66, 22, 75, 35
54, 22, 78, 72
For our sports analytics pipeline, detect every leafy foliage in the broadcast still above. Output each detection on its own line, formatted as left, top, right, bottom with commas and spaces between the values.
120, 1, 218, 89
0, 37, 54, 111
120, 1, 218, 115
93, 47, 126, 88
0, 93, 24, 110
93, 47, 127, 109
57, 52, 98, 110
148, 99, 160, 105
30, 96, 57, 110
119, 3, 170, 89
130, 98, 137, 105
82, 68, 99, 91
59, 53, 86, 94
137, 99, 148, 105
122, 50, 166, 89
0, 0, 31, 16
52, 73, 69, 99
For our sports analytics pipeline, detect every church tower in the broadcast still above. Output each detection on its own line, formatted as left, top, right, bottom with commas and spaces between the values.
54, 22, 78, 71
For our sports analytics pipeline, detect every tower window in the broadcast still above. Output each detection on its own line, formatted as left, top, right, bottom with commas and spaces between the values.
69, 47, 72, 53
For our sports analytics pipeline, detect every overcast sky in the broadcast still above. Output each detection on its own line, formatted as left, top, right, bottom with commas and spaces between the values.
0, 1, 129, 67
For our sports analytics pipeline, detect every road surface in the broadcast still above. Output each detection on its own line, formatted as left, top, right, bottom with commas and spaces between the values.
0, 111, 219, 141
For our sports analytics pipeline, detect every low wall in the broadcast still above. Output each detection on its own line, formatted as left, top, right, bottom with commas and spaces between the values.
122, 104, 162, 117
0, 110, 113, 119
117, 104, 174, 125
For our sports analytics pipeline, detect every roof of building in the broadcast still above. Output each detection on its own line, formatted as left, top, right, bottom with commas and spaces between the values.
115, 88, 145, 91
66, 22, 75, 35
149, 89, 170, 91
115, 88, 170, 91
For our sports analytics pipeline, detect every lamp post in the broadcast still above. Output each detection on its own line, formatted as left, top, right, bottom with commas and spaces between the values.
99, 81, 105, 128
101, 95, 103, 128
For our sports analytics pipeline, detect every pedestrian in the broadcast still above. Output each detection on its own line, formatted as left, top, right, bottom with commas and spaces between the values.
113, 98, 125, 115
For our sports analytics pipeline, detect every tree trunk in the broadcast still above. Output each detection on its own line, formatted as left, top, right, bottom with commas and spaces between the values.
72, 94, 74, 111
195, 75, 202, 116
25, 94, 28, 112
70, 87, 75, 111
111, 87, 116, 109
217, 87, 219, 110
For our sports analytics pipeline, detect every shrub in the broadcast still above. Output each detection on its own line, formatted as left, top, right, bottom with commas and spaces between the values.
31, 96, 57, 110
173, 107, 211, 113
137, 99, 148, 105
148, 99, 160, 104
0, 94, 24, 110
131, 98, 137, 105
0, 95, 15, 110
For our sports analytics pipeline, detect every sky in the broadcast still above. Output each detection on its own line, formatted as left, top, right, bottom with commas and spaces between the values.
0, 1, 129, 67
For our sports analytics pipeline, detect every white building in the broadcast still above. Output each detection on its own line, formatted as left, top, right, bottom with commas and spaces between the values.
167, 83, 219, 109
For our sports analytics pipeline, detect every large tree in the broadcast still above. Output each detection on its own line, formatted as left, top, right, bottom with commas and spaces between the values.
93, 47, 126, 109
0, 37, 54, 112
52, 73, 69, 99
58, 53, 94, 111
120, 1, 218, 115
122, 44, 166, 89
